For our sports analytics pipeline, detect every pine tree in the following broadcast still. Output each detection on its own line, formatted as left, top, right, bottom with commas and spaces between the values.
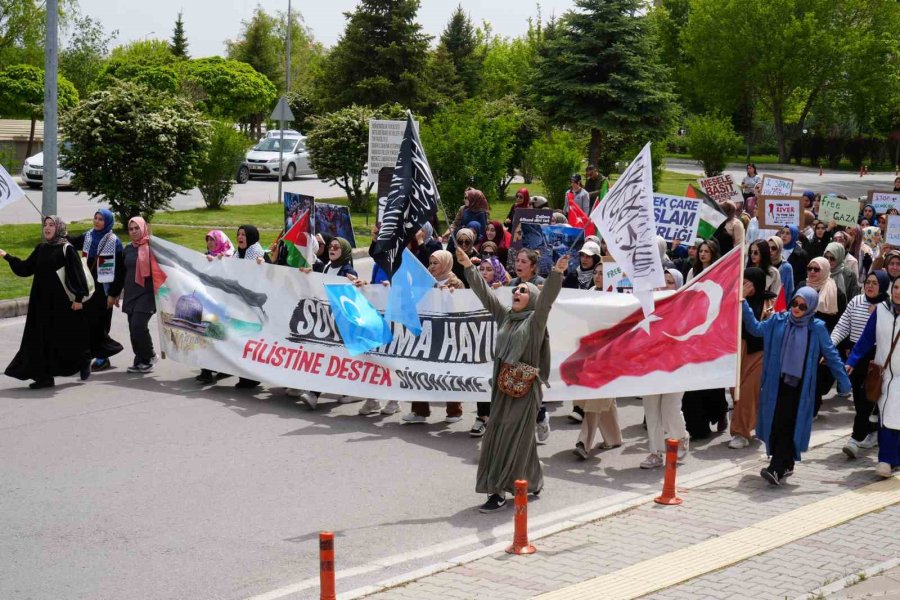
437, 6, 481, 97
317, 0, 430, 110
531, 0, 676, 165
170, 11, 189, 59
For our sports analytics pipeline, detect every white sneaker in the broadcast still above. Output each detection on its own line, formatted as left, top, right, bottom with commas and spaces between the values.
285, 388, 304, 398
876, 462, 892, 478
299, 391, 319, 409
380, 400, 401, 415
445, 415, 462, 424
640, 453, 663, 469
402, 412, 427, 423
728, 435, 749, 449
358, 398, 381, 415
843, 438, 860, 459
535, 413, 550, 445
338, 395, 361, 404
859, 432, 879, 449
677, 437, 689, 460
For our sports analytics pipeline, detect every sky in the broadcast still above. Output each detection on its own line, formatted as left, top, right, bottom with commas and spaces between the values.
73, 0, 579, 58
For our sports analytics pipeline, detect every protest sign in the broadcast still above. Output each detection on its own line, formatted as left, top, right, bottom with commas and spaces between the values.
314, 202, 357, 247
601, 259, 633, 293
653, 194, 701, 242
367, 119, 419, 183
150, 237, 739, 402
760, 175, 794, 197
758, 196, 801, 229
697, 174, 743, 205
819, 196, 859, 227
284, 192, 314, 232
507, 208, 553, 272
887, 215, 900, 246
868, 190, 900, 214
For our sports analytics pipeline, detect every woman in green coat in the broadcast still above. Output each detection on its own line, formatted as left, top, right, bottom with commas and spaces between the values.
457, 247, 568, 513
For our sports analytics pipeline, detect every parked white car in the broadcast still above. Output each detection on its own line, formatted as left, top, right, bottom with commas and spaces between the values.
238, 136, 314, 182
21, 148, 75, 188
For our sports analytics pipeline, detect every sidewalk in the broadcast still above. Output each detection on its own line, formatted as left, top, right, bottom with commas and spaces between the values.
356, 436, 900, 600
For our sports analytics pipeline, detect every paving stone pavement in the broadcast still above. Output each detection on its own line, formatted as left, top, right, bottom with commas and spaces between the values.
359, 436, 900, 600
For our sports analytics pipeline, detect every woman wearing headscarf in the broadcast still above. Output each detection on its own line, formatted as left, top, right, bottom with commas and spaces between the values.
458, 247, 568, 512
747, 239, 781, 295
846, 277, 900, 478
410, 222, 441, 268
743, 287, 851, 484
312, 232, 334, 272
728, 268, 776, 450
832, 270, 889, 459
805, 220, 833, 259
563, 241, 603, 290
66, 208, 125, 371
478, 254, 510, 289
450, 227, 480, 287
1, 216, 91, 388
403, 250, 464, 426
825, 241, 858, 300
204, 230, 235, 259
321, 237, 357, 278
768, 236, 794, 304
779, 226, 808, 288
116, 217, 158, 373
640, 268, 689, 467
860, 204, 878, 226
831, 233, 861, 298
485, 220, 511, 265
230, 225, 270, 389
862, 226, 882, 272
505, 187, 531, 228
802, 256, 848, 416
449, 188, 489, 240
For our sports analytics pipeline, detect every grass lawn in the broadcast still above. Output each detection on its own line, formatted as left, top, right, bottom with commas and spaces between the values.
0, 171, 695, 301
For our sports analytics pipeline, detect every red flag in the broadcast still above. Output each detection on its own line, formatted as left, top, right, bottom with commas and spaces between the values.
567, 193, 597, 236
560, 246, 741, 389
773, 286, 787, 312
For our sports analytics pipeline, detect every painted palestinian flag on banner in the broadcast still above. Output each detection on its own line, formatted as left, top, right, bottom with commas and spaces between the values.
687, 184, 726, 240
283, 208, 317, 268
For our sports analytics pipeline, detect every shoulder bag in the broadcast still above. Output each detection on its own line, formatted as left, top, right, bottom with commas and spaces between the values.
56, 242, 95, 303
864, 326, 900, 402
497, 362, 539, 398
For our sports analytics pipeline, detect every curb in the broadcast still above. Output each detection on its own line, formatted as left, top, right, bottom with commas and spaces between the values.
0, 297, 28, 319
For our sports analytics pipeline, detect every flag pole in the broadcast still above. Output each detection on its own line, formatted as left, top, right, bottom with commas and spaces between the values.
734, 240, 744, 408
23, 192, 45, 218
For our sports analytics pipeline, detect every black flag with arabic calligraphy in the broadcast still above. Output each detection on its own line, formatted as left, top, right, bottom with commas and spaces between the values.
369, 112, 439, 277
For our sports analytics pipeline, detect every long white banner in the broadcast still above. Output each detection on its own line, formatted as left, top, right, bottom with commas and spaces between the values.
151, 238, 740, 402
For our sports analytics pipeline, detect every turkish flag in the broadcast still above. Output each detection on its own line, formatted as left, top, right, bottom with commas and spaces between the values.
567, 194, 597, 236
773, 286, 787, 312
560, 246, 741, 389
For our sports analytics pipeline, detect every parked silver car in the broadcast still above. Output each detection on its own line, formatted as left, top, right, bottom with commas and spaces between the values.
238, 136, 314, 182
21, 147, 75, 188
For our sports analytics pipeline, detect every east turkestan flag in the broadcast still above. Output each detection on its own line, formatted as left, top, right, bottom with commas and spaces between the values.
282, 208, 317, 268
369, 111, 439, 277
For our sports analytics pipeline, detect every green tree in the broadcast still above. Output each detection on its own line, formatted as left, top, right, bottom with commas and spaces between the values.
478, 32, 538, 102
179, 57, 277, 123
531, 0, 676, 167
306, 105, 378, 212
60, 14, 116, 97
317, 0, 430, 111
437, 6, 481, 97
170, 11, 189, 59
683, 114, 742, 176
61, 81, 209, 223
682, 0, 900, 162
529, 130, 584, 209
285, 88, 320, 133
421, 99, 517, 216
276, 9, 325, 90
98, 39, 179, 92
417, 45, 466, 116
0, 0, 45, 68
0, 64, 78, 156
226, 6, 283, 91
482, 96, 543, 197
195, 121, 250, 209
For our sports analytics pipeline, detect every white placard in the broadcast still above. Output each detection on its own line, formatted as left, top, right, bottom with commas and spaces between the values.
887, 215, 900, 246
367, 119, 419, 183
760, 175, 794, 197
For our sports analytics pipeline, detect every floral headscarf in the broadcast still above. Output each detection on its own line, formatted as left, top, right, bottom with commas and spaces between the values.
206, 230, 235, 257
480, 255, 510, 285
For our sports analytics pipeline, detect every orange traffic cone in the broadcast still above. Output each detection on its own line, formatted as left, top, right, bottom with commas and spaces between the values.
654, 438, 683, 506
506, 480, 536, 555
320, 532, 336, 600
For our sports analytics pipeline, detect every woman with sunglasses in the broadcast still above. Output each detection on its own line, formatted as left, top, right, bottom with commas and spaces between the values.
832, 270, 889, 459
458, 246, 568, 512
845, 277, 900, 478
825, 241, 858, 300
505, 188, 531, 228
743, 286, 851, 485
451, 228, 480, 287
802, 256, 847, 416
747, 239, 781, 295
767, 236, 794, 304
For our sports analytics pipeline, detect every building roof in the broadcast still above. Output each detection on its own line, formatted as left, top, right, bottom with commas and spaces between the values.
0, 119, 44, 142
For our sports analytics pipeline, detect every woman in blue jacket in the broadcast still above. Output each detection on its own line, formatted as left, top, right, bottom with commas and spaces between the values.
742, 286, 851, 485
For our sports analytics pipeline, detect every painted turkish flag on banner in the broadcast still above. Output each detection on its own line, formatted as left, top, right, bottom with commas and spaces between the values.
560, 245, 741, 389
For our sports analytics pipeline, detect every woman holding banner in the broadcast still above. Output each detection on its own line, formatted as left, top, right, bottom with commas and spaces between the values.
458, 246, 567, 512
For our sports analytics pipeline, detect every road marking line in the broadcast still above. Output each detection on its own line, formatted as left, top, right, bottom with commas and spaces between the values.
534, 475, 900, 600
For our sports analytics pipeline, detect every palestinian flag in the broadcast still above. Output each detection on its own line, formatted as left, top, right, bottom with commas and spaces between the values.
283, 209, 317, 268
687, 184, 726, 240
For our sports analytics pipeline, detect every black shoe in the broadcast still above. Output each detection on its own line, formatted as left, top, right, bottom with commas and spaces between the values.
478, 494, 507, 513
760, 468, 781, 486
716, 414, 728, 433
29, 378, 55, 389
572, 441, 588, 460
80, 365, 91, 381
196, 369, 215, 384
215, 372, 232, 381
531, 488, 542, 497
469, 418, 487, 437
235, 378, 260, 389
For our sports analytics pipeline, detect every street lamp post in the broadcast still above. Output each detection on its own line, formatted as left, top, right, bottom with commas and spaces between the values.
42, 0, 58, 217
276, 0, 292, 212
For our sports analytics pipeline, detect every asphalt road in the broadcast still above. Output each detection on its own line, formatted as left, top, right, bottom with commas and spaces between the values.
0, 309, 856, 600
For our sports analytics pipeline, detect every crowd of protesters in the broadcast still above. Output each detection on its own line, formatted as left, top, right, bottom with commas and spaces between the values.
4, 168, 900, 512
